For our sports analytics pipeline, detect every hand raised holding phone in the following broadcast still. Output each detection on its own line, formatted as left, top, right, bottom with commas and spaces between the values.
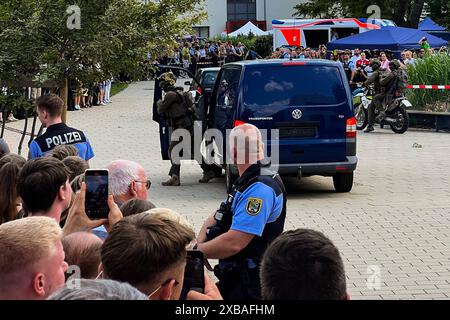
85, 169, 109, 219
187, 273, 223, 301
62, 181, 123, 236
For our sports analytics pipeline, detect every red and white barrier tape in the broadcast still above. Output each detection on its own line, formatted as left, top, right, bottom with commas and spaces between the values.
407, 85, 450, 90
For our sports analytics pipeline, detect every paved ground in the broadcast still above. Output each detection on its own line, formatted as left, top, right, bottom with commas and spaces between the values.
3, 81, 450, 299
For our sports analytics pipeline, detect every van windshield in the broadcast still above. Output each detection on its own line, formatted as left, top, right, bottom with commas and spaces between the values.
243, 65, 347, 107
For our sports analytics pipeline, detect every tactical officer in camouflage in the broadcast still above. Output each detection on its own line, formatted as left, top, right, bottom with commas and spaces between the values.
364, 59, 384, 133
157, 72, 216, 186
364, 59, 407, 133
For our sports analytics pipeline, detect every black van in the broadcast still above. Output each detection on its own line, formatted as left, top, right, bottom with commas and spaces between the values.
208, 59, 358, 192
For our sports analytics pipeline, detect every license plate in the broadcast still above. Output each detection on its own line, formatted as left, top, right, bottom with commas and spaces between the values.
402, 100, 412, 107
279, 127, 316, 138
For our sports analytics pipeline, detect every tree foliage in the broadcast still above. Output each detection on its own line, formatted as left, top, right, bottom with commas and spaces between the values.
425, 0, 450, 28
293, 0, 436, 28
0, 0, 205, 87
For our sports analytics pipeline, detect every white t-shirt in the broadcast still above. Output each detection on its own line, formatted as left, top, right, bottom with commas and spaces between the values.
350, 55, 360, 70
404, 58, 416, 66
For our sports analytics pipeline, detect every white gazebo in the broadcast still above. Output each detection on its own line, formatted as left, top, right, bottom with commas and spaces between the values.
228, 21, 268, 37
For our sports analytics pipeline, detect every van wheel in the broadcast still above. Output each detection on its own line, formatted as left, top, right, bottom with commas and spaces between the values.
225, 165, 239, 193
333, 172, 354, 193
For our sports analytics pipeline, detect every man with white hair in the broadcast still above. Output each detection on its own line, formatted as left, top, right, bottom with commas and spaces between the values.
106, 160, 151, 207
196, 123, 287, 300
0, 217, 68, 299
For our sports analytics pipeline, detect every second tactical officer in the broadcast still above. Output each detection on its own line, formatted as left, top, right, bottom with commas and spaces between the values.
364, 59, 407, 133
364, 59, 384, 133
196, 124, 287, 300
156, 72, 216, 186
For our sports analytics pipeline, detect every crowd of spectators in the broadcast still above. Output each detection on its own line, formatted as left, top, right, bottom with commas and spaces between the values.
266, 42, 447, 94
1, 108, 350, 300
69, 78, 113, 111
3, 37, 446, 301
159, 38, 261, 75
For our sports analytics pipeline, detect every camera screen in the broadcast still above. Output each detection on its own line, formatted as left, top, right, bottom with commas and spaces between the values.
85, 171, 109, 219
185, 257, 204, 289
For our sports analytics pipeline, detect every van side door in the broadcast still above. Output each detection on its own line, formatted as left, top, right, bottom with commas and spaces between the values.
210, 67, 242, 135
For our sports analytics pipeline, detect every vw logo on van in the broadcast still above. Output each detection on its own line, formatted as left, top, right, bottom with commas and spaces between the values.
292, 109, 303, 120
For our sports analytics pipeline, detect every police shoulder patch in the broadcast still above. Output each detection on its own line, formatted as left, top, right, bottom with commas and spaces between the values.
246, 198, 263, 216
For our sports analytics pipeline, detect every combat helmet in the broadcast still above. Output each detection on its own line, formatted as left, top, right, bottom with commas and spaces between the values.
370, 59, 381, 71
389, 59, 401, 70
158, 72, 177, 87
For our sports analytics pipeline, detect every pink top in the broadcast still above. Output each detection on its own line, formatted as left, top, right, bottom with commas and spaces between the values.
381, 59, 390, 72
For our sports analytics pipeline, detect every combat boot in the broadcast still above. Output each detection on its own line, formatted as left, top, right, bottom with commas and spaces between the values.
364, 125, 375, 133
199, 171, 216, 183
162, 175, 180, 186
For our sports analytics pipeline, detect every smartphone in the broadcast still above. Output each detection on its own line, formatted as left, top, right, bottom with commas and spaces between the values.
84, 169, 109, 220
181, 250, 205, 299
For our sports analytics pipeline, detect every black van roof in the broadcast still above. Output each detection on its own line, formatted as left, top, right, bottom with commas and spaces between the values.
226, 59, 341, 67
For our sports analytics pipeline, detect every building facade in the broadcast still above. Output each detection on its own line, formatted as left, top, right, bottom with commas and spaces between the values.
193, 0, 304, 38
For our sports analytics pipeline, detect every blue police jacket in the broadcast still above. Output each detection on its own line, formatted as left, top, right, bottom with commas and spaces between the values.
29, 123, 94, 161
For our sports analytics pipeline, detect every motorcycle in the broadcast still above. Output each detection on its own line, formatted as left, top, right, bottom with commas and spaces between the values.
353, 84, 412, 134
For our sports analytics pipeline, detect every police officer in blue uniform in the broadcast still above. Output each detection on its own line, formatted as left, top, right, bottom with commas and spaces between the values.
29, 94, 94, 160
196, 124, 287, 300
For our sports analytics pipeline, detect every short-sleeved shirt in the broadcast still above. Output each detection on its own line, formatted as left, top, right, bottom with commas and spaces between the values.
218, 163, 286, 267
229, 164, 285, 238
404, 58, 416, 66
29, 122, 95, 160
356, 59, 370, 69
231, 180, 284, 237
421, 42, 430, 50
350, 55, 360, 69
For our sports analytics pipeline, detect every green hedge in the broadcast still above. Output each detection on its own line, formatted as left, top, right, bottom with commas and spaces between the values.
406, 53, 450, 112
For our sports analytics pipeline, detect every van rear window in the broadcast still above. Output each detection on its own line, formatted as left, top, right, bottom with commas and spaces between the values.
243, 65, 346, 107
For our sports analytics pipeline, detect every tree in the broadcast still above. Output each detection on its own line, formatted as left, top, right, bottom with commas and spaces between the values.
293, 0, 426, 28
425, 0, 450, 28
0, 0, 205, 121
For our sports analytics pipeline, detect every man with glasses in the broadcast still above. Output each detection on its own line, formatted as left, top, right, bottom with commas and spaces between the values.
106, 159, 151, 207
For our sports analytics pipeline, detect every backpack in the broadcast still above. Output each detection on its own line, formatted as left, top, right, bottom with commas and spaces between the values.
378, 69, 391, 84
176, 90, 201, 121
395, 70, 408, 93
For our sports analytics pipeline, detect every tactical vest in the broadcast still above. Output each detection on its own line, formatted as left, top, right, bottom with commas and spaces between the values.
164, 89, 193, 128
207, 163, 287, 265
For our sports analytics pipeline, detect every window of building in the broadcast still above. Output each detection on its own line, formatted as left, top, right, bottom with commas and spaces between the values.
192, 26, 210, 38
227, 0, 256, 21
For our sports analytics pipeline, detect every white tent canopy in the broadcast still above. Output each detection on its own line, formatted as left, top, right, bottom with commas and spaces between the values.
228, 21, 268, 37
